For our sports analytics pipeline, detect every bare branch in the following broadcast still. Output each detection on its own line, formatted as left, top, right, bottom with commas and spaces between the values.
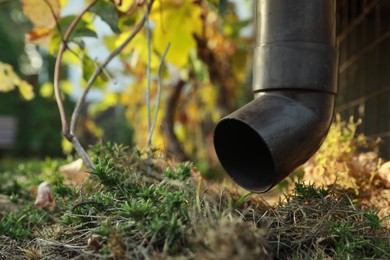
53, 0, 98, 169
53, 0, 98, 137
146, 0, 152, 149
43, 0, 62, 36
53, 0, 155, 169
162, 79, 190, 162
147, 43, 171, 146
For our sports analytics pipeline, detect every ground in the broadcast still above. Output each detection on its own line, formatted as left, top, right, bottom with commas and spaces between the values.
0, 143, 389, 259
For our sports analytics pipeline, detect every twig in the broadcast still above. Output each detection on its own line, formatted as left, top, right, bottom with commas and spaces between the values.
35, 238, 87, 249
70, 0, 156, 136
145, 0, 152, 174
147, 42, 171, 146
71, 199, 97, 212
69, 0, 156, 151
146, 0, 152, 149
53, 0, 155, 169
53, 0, 98, 169
54, 0, 97, 136
43, 0, 62, 35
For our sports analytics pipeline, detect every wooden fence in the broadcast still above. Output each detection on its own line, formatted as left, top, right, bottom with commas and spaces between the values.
0, 116, 17, 149
336, 0, 390, 158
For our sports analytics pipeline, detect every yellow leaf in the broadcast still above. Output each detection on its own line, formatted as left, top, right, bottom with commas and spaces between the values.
115, 0, 135, 12
0, 62, 35, 100
18, 81, 35, 100
60, 0, 68, 6
151, 0, 202, 67
61, 80, 73, 94
116, 30, 160, 69
22, 0, 60, 29
25, 27, 52, 45
0, 62, 15, 92
22, 0, 60, 47
40, 82, 54, 98
90, 92, 117, 115
62, 137, 73, 154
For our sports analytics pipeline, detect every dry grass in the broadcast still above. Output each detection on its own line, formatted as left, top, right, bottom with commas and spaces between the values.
0, 143, 389, 259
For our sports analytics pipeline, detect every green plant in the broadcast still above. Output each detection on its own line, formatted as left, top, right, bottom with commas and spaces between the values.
164, 162, 193, 181
1, 144, 389, 259
0, 205, 52, 239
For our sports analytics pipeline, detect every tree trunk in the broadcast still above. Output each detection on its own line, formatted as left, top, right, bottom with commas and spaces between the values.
162, 79, 190, 162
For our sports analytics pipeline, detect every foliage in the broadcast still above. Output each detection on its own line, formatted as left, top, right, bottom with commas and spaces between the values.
1, 0, 253, 162
0, 62, 34, 100
0, 2, 76, 157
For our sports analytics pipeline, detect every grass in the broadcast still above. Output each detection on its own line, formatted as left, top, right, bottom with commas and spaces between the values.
0, 143, 389, 259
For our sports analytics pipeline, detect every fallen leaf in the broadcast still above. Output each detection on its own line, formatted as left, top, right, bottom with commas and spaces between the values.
59, 158, 90, 186
87, 234, 103, 250
378, 161, 390, 188
34, 182, 56, 211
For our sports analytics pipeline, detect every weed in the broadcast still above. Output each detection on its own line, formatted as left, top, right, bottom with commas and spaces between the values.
164, 162, 193, 181
0, 205, 51, 239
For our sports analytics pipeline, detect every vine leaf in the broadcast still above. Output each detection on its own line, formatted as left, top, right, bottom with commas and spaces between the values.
151, 1, 202, 68
90, 0, 121, 34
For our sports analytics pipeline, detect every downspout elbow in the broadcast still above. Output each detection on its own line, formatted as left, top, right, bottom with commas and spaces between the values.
213, 0, 338, 193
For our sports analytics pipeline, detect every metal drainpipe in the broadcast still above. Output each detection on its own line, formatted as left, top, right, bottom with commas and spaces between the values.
213, 0, 338, 193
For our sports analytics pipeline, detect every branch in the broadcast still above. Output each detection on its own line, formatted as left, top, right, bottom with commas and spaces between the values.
146, 0, 152, 149
44, 0, 62, 37
162, 79, 190, 162
70, 0, 156, 136
54, 0, 98, 137
147, 43, 171, 146
194, 34, 232, 117
53, 0, 155, 169
53, 0, 98, 169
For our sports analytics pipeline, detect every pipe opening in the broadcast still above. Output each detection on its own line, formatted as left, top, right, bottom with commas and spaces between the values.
214, 119, 275, 192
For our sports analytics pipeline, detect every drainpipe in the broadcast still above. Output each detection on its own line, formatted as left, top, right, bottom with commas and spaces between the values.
213, 0, 338, 193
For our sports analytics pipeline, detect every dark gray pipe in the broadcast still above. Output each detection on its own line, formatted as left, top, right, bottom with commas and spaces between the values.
213, 0, 338, 193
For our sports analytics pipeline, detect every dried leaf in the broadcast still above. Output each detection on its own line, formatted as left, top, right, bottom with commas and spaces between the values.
378, 161, 390, 188
34, 182, 56, 211
25, 27, 52, 45
22, 0, 60, 46
87, 234, 103, 250
59, 158, 90, 186
22, 0, 60, 28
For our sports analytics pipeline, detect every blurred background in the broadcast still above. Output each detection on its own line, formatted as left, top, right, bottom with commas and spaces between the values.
0, 0, 389, 176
